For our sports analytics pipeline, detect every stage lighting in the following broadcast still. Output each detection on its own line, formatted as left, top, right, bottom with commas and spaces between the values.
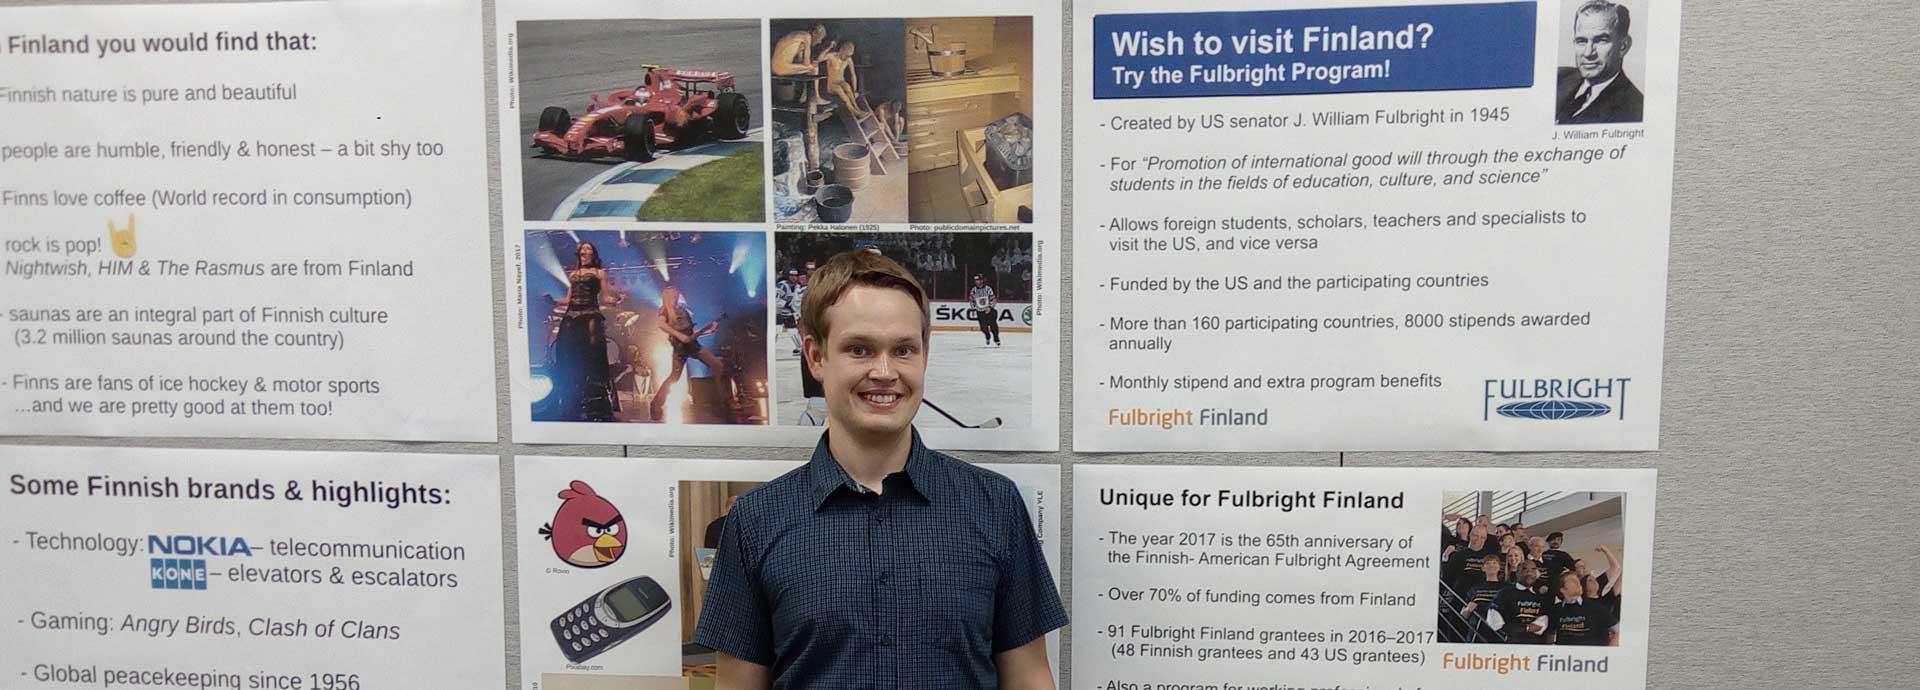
530, 237, 568, 284
530, 374, 554, 403
734, 236, 763, 297
642, 236, 669, 280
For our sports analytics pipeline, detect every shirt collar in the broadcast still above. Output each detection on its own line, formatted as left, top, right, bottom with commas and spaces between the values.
1578, 72, 1619, 105
806, 428, 942, 510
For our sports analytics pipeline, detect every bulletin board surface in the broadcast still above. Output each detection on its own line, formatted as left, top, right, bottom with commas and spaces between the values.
2, 0, 1916, 688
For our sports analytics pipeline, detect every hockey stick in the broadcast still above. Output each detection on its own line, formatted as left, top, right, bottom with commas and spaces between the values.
924, 399, 1002, 429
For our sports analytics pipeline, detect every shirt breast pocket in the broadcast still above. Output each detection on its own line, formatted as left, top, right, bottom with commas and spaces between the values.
919, 556, 997, 654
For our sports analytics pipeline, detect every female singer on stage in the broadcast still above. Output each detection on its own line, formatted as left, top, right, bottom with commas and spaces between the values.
553, 241, 614, 421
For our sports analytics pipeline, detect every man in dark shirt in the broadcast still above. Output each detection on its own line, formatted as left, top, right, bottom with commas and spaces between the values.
1580, 545, 1624, 626
1525, 536, 1550, 566
695, 250, 1067, 689
1583, 574, 1621, 633
1539, 532, 1575, 585
1554, 0, 1643, 124
1441, 516, 1471, 557
1510, 523, 1531, 553
1456, 554, 1506, 642
1495, 561, 1553, 643
1548, 571, 1616, 646
1444, 525, 1495, 597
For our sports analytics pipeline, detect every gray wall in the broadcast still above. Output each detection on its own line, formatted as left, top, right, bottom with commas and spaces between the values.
4, 0, 1917, 688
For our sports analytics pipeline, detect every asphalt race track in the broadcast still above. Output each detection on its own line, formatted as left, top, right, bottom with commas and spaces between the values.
515, 19, 765, 221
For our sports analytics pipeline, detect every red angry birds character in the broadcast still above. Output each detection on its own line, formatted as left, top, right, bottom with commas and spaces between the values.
539, 480, 625, 568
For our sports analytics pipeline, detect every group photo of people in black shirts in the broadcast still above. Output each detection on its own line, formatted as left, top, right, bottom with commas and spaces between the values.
1438, 491, 1625, 646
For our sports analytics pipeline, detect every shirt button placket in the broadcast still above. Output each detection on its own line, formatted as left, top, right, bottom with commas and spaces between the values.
877, 498, 897, 690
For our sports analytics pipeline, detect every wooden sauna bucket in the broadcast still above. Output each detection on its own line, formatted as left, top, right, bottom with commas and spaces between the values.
928, 42, 967, 76
832, 143, 871, 190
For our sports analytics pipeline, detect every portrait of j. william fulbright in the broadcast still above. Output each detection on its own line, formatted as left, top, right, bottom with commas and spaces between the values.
1556, 0, 1643, 125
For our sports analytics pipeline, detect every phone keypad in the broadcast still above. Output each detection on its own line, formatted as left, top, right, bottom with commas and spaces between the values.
556, 591, 658, 663
556, 602, 595, 655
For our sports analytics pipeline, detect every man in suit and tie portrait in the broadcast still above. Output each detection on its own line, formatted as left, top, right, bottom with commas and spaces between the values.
1556, 0, 1643, 125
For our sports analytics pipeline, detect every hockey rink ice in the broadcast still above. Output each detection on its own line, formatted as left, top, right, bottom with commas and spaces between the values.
774, 330, 1033, 429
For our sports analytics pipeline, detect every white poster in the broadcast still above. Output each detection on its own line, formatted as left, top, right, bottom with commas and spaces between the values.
497, 0, 1063, 450
1073, 464, 1656, 689
0, 446, 506, 689
513, 455, 1061, 688
0, 1, 496, 441
1073, 0, 1679, 450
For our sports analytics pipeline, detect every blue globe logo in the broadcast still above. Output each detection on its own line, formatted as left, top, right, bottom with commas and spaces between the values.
1496, 400, 1611, 420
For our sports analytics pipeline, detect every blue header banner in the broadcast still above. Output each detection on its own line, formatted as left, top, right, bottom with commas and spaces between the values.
1093, 2, 1536, 99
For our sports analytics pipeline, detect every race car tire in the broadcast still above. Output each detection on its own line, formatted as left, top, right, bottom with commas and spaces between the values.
539, 106, 571, 135
715, 92, 750, 140
623, 116, 657, 162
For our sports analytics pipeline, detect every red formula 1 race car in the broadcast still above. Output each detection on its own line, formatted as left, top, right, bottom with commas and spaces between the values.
533, 66, 750, 162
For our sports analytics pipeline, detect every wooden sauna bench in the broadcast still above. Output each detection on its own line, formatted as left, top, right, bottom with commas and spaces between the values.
905, 61, 1025, 174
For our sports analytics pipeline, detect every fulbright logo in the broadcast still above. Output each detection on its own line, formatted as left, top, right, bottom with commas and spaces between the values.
1483, 377, 1631, 421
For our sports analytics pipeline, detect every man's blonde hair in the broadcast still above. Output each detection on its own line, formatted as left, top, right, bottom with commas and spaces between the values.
798, 250, 930, 344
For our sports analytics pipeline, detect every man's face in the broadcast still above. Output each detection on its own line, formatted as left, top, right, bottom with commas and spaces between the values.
1520, 562, 1540, 585
1560, 573, 1583, 600
1483, 557, 1503, 581
1550, 535, 1564, 549
805, 285, 927, 441
1529, 536, 1547, 555
1571, 9, 1630, 82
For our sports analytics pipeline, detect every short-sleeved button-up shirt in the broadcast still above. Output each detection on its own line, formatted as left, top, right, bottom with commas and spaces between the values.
694, 430, 1067, 689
